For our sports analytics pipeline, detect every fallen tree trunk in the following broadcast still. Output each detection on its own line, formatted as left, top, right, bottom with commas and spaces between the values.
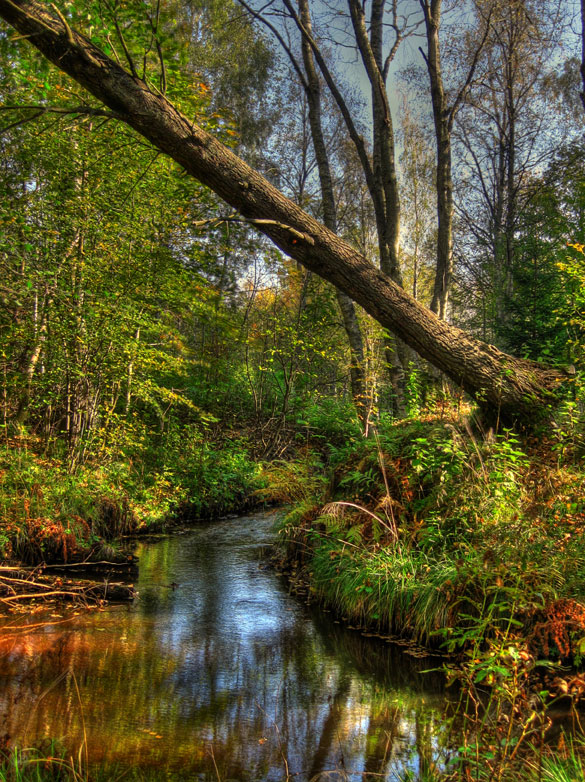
0, 0, 567, 419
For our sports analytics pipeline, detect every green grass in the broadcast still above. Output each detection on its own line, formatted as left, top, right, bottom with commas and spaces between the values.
5, 736, 585, 782
307, 539, 458, 645
268, 413, 585, 660
0, 746, 203, 781
537, 753, 585, 782
0, 432, 261, 565
0, 744, 82, 782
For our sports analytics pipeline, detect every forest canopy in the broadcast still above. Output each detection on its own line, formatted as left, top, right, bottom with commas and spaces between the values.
1, 0, 583, 427
0, 0, 582, 474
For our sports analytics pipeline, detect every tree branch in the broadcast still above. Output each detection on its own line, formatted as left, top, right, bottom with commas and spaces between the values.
279, 0, 376, 190
0, 104, 123, 134
235, 0, 307, 89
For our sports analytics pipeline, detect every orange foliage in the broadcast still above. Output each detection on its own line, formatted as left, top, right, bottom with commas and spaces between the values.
21, 501, 90, 564
528, 598, 585, 661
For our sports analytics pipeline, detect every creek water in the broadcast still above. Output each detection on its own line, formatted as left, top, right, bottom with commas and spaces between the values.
0, 513, 449, 781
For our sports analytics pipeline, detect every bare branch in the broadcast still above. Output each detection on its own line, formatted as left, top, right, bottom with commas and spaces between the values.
108, 2, 139, 79
0, 104, 123, 135
449, 6, 494, 131
144, 2, 167, 95
280, 0, 376, 190
235, 0, 307, 89
49, 1, 73, 44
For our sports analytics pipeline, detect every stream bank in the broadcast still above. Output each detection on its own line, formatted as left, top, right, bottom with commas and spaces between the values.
259, 412, 585, 779
0, 435, 263, 609
264, 414, 585, 662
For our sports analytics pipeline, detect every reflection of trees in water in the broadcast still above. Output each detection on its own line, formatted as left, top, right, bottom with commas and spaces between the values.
306, 672, 352, 780
0, 526, 450, 780
309, 608, 446, 694
299, 610, 450, 779
362, 703, 401, 778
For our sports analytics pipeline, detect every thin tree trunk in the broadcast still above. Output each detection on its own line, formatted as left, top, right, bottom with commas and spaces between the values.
581, 0, 585, 112
504, 67, 516, 303
15, 290, 52, 423
347, 0, 411, 413
125, 327, 140, 415
278, 0, 412, 412
298, 0, 367, 424
348, 0, 402, 284
420, 0, 453, 320
421, 0, 490, 320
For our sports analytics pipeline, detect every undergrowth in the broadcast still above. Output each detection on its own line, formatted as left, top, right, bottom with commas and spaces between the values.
266, 410, 585, 661
0, 744, 175, 781
0, 427, 260, 565
262, 401, 585, 781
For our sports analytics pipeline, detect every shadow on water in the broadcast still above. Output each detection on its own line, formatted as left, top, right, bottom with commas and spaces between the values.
0, 513, 451, 781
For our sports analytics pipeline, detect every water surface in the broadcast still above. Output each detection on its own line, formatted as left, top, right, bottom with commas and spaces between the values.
0, 513, 448, 780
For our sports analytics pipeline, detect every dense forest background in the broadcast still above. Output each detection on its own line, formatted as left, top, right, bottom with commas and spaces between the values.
5, 5, 585, 778
0, 0, 584, 541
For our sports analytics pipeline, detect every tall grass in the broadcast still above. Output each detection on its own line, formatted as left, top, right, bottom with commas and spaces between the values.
0, 744, 84, 782
268, 414, 585, 659
0, 433, 261, 564
309, 538, 458, 645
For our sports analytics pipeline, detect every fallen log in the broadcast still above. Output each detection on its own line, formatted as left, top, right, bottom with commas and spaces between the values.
0, 568, 136, 609
39, 560, 139, 577
41, 559, 137, 569
1, 590, 95, 604
0, 559, 137, 573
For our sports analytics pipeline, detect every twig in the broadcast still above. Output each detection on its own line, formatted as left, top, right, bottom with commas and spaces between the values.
1, 575, 54, 589
111, 13, 139, 79
255, 700, 291, 780
71, 669, 89, 774
248, 218, 315, 244
208, 745, 222, 782
1, 590, 89, 602
50, 3, 75, 45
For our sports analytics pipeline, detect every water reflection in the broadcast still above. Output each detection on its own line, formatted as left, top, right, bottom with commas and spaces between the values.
0, 514, 448, 780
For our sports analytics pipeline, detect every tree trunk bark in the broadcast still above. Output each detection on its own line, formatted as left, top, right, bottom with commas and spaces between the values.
15, 289, 52, 424
420, 0, 453, 320
0, 0, 565, 420
348, 0, 402, 284
581, 0, 585, 112
298, 0, 367, 424
347, 0, 412, 413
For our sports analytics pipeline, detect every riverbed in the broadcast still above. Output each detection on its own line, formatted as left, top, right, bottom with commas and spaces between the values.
0, 513, 448, 781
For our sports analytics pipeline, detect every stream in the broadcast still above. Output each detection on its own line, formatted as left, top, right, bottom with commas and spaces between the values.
0, 512, 449, 781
